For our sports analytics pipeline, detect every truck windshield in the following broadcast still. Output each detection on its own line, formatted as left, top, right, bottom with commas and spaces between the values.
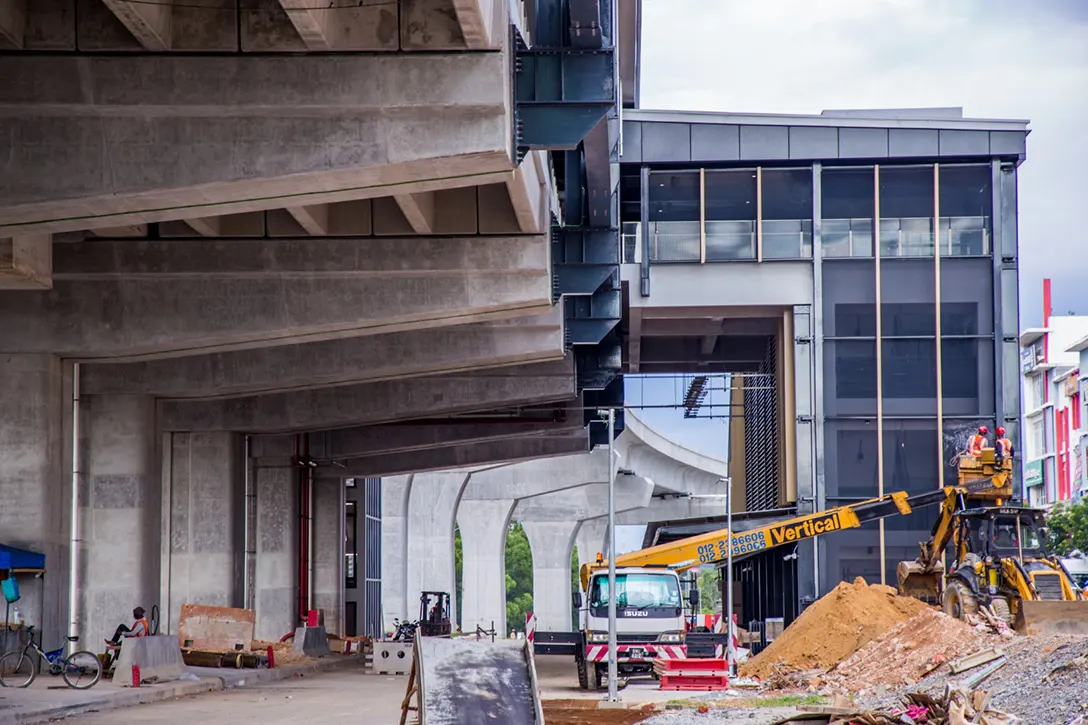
589, 574, 681, 609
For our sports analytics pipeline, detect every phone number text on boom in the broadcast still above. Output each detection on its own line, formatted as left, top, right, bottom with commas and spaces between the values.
696, 531, 768, 564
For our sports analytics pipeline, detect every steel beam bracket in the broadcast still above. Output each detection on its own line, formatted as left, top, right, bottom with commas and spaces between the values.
513, 30, 616, 163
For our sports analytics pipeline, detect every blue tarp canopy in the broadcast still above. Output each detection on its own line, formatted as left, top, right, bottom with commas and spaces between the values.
0, 545, 45, 572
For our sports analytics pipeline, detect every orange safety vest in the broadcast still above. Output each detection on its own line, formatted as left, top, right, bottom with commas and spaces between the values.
997, 438, 1012, 457
133, 618, 149, 637
967, 434, 986, 456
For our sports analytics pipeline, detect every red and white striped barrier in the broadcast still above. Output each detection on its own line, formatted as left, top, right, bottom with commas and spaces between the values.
585, 644, 686, 662
525, 612, 536, 643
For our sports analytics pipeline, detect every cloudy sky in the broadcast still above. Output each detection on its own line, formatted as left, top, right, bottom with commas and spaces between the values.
639, 0, 1088, 323
623, 0, 1088, 463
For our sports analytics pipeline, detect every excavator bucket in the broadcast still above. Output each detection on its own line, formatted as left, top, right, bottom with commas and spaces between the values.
1017, 600, 1088, 636
896, 560, 943, 605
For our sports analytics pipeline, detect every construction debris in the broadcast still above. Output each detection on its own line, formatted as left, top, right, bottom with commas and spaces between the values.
821, 608, 991, 692
542, 700, 658, 725
177, 604, 255, 652
772, 687, 1018, 725
740, 578, 927, 679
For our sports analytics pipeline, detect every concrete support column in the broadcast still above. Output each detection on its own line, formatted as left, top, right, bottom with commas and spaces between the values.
457, 499, 514, 635
521, 521, 577, 632
575, 519, 607, 570
405, 472, 469, 627
0, 354, 65, 645
160, 432, 243, 635
253, 465, 298, 641
380, 475, 410, 632
80, 394, 159, 646
312, 478, 344, 636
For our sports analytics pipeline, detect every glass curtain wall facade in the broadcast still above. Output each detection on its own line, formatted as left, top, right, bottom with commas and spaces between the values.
631, 157, 1021, 594
820, 162, 1009, 589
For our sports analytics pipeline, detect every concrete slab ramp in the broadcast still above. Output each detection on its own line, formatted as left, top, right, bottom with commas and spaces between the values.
416, 637, 543, 725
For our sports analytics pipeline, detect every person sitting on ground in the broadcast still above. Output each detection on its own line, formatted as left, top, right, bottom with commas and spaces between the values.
105, 606, 149, 648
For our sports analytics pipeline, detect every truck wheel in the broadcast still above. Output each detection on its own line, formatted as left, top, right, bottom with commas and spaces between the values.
576, 655, 589, 690
943, 579, 979, 622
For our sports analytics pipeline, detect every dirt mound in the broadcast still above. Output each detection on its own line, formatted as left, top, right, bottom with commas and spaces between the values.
822, 607, 990, 692
739, 577, 927, 678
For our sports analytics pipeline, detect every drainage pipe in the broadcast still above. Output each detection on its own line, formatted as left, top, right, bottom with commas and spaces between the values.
68, 363, 81, 639
305, 435, 315, 614
242, 435, 254, 610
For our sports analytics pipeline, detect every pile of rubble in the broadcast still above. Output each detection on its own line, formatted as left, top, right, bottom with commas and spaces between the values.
772, 687, 1019, 725
740, 577, 927, 679
821, 608, 992, 692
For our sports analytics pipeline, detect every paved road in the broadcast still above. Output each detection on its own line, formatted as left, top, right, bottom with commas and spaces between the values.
61, 669, 409, 725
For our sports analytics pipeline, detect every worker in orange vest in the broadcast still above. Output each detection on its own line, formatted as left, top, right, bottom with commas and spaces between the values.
105, 606, 149, 648
995, 426, 1014, 462
967, 426, 989, 457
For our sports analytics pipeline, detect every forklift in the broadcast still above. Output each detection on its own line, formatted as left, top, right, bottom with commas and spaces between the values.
418, 592, 452, 637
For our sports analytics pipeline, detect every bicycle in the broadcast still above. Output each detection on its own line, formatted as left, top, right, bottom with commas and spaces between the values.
0, 626, 102, 689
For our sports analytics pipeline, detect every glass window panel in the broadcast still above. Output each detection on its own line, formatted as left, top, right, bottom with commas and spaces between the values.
649, 220, 700, 261
940, 260, 992, 333
882, 303, 936, 337
648, 171, 699, 221
879, 259, 936, 308
938, 164, 992, 220
822, 168, 875, 219
762, 219, 812, 259
833, 339, 878, 399
883, 419, 941, 531
763, 168, 813, 220
882, 339, 937, 399
880, 166, 934, 258
835, 304, 876, 337
705, 220, 755, 260
705, 170, 757, 221
822, 168, 874, 258
941, 338, 995, 417
944, 418, 992, 486
823, 263, 876, 336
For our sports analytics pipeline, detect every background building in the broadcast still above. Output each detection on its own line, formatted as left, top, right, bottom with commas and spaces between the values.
1020, 279, 1088, 506
619, 107, 1028, 603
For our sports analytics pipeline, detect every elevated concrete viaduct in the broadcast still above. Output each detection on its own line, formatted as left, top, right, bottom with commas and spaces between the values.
0, 0, 638, 646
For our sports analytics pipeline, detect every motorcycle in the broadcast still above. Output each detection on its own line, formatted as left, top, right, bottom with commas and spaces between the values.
392, 618, 419, 642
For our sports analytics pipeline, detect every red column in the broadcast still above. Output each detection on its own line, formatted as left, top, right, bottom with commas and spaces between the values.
1043, 278, 1052, 360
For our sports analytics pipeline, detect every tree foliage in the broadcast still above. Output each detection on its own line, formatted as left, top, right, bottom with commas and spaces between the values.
452, 522, 583, 634
505, 522, 534, 632
697, 567, 721, 615
1047, 499, 1088, 557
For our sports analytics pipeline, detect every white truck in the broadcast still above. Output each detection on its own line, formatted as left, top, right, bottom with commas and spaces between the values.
533, 565, 715, 689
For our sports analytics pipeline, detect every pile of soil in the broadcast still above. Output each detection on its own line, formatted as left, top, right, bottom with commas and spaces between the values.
821, 607, 990, 692
739, 577, 927, 679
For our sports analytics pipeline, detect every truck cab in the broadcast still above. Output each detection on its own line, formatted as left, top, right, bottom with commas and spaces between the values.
575, 567, 694, 687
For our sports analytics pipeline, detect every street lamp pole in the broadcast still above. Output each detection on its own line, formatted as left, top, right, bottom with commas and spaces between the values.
605, 407, 619, 701
724, 476, 734, 677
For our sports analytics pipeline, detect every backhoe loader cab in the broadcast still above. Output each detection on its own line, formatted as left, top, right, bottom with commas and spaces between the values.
940, 506, 1087, 634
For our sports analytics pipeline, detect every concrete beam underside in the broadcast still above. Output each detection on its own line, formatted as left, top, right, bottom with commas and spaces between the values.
80, 311, 564, 398
0, 237, 551, 359
0, 53, 515, 234
160, 358, 577, 433
252, 407, 580, 461
316, 432, 590, 479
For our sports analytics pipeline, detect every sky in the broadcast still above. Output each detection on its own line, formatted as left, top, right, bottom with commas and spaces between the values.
624, 0, 1088, 462
638, 0, 1088, 325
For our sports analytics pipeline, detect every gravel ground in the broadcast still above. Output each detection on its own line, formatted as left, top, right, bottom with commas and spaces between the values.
859, 634, 1088, 725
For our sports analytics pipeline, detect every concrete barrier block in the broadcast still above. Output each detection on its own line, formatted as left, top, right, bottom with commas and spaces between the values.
373, 640, 413, 675
114, 635, 191, 687
291, 625, 331, 658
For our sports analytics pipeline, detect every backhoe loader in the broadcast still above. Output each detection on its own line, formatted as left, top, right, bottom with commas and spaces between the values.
897, 447, 1088, 635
